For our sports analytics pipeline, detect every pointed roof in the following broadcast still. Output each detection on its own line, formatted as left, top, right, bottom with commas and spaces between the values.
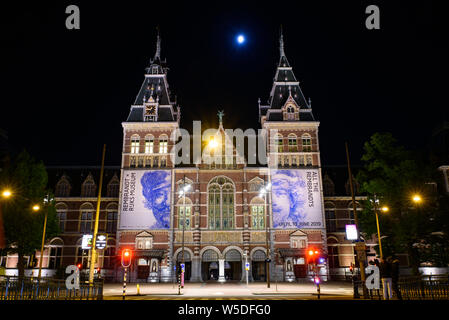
259, 28, 316, 122
126, 29, 179, 123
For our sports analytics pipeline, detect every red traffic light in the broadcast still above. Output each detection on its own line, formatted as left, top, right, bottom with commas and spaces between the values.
77, 263, 82, 270
121, 249, 132, 267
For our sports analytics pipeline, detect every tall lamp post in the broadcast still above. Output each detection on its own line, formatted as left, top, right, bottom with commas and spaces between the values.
179, 175, 191, 289
37, 195, 52, 281
259, 181, 271, 288
371, 194, 389, 260
0, 189, 13, 249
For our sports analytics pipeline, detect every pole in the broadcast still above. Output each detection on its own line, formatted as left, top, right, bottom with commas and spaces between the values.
181, 175, 186, 289
122, 267, 127, 300
373, 195, 383, 260
89, 144, 106, 287
245, 251, 248, 286
0, 202, 5, 249
37, 207, 48, 281
264, 181, 270, 288
345, 142, 368, 299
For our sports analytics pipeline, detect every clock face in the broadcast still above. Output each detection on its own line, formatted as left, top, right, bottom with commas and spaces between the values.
145, 105, 156, 115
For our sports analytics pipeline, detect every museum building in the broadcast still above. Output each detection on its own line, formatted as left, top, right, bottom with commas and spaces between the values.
0, 32, 375, 282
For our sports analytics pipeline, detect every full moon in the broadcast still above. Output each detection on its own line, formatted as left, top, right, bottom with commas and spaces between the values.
237, 35, 245, 44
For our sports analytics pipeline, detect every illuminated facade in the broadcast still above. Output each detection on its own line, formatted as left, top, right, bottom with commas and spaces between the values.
0, 32, 378, 282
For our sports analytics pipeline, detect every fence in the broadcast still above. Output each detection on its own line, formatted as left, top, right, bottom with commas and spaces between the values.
353, 274, 449, 300
0, 276, 103, 300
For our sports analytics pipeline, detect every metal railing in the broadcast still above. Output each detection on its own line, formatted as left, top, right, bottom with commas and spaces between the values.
353, 274, 449, 300
0, 276, 103, 300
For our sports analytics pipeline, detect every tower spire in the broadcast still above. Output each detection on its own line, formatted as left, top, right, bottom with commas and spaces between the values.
154, 26, 161, 61
279, 25, 285, 57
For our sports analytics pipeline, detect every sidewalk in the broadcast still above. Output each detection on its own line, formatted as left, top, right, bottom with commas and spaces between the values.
103, 281, 354, 298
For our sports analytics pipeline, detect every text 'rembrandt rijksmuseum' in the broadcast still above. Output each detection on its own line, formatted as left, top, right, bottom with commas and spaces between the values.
1, 32, 378, 282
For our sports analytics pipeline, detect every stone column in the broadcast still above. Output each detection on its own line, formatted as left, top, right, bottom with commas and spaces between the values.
218, 259, 226, 282
190, 256, 201, 282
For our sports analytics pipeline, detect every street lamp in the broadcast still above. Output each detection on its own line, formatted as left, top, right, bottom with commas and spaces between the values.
412, 194, 422, 204
259, 181, 271, 288
0, 189, 13, 249
37, 195, 52, 281
179, 176, 191, 289
371, 194, 388, 260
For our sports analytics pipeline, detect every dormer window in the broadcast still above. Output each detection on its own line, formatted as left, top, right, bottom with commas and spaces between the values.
152, 66, 158, 74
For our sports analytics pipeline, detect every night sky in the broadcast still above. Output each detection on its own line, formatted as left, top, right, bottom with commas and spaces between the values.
1, 1, 447, 166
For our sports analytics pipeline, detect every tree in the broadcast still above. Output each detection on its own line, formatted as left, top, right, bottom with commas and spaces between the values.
0, 150, 59, 279
356, 132, 438, 275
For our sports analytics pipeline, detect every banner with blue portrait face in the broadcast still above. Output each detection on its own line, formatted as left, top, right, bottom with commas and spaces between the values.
270, 169, 323, 229
120, 170, 171, 229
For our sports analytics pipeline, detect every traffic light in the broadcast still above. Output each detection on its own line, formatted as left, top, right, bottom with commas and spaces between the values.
77, 263, 82, 270
307, 248, 320, 265
121, 249, 132, 267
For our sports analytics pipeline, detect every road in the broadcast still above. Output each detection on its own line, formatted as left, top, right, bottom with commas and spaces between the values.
103, 281, 356, 300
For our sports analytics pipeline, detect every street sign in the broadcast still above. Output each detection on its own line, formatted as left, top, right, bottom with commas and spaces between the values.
81, 234, 93, 249
95, 234, 107, 250
345, 224, 358, 240
180, 263, 185, 273
245, 262, 250, 271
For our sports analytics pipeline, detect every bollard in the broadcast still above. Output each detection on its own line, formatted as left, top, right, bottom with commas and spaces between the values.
137, 284, 140, 295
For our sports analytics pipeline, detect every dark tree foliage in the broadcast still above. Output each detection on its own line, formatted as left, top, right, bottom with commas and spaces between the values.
356, 133, 447, 275
0, 150, 59, 278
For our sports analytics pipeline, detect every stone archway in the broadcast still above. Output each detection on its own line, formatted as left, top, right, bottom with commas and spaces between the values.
201, 249, 220, 281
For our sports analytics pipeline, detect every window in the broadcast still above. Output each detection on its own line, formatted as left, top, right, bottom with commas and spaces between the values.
77, 247, 90, 269
251, 204, 265, 230
178, 205, 192, 230
323, 175, 335, 196
57, 210, 67, 232
130, 156, 136, 168
106, 211, 118, 233
327, 241, 340, 269
107, 175, 119, 197
79, 204, 94, 233
145, 135, 154, 154
288, 134, 297, 152
325, 203, 337, 233
136, 237, 152, 249
48, 239, 63, 269
306, 155, 313, 166
159, 135, 168, 154
275, 134, 283, 152
302, 134, 312, 152
286, 105, 295, 120
81, 175, 96, 197
208, 176, 235, 230
55, 176, 71, 197
130, 135, 140, 154
103, 243, 116, 269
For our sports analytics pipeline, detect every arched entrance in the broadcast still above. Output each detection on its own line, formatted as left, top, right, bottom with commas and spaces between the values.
252, 250, 266, 281
224, 249, 242, 281
176, 251, 191, 281
201, 249, 219, 281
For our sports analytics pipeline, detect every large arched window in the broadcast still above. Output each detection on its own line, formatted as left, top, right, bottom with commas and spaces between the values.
48, 238, 64, 269
159, 134, 168, 154
79, 203, 94, 233
274, 134, 283, 152
288, 134, 297, 152
106, 203, 118, 233
302, 133, 312, 152
55, 175, 71, 197
145, 134, 154, 154
177, 197, 193, 230
107, 174, 120, 197
81, 174, 96, 197
325, 202, 337, 233
250, 197, 265, 230
208, 176, 235, 230
55, 203, 68, 232
130, 135, 140, 154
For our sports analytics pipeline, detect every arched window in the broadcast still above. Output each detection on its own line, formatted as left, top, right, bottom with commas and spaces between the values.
302, 134, 312, 152
250, 197, 265, 230
208, 176, 235, 230
286, 105, 295, 120
79, 203, 94, 233
55, 175, 71, 197
327, 238, 340, 269
81, 174, 96, 197
107, 174, 120, 197
323, 175, 335, 196
325, 202, 337, 233
55, 203, 68, 232
346, 202, 361, 230
288, 134, 297, 152
159, 134, 168, 154
106, 203, 118, 233
48, 238, 63, 269
177, 197, 193, 230
103, 239, 116, 269
130, 135, 140, 154
145, 135, 154, 154
274, 134, 283, 152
